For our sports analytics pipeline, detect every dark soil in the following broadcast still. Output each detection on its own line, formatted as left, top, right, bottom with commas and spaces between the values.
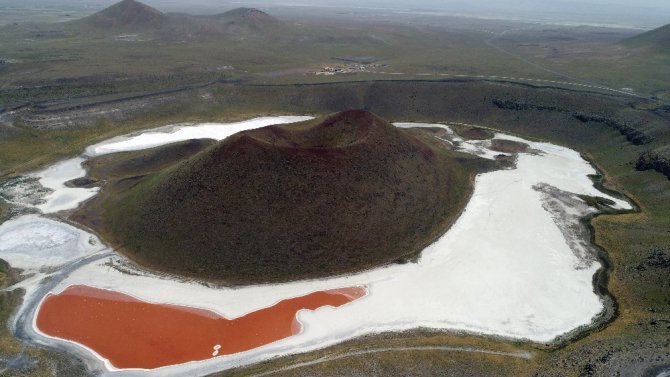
490, 139, 530, 154
451, 125, 494, 140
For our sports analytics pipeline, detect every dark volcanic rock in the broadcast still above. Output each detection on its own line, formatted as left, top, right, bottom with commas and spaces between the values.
636, 151, 670, 179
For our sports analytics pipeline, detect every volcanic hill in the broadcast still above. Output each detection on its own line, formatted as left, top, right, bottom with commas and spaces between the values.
89, 110, 482, 283
623, 23, 670, 51
210, 8, 278, 32
64, 0, 281, 38
69, 0, 167, 32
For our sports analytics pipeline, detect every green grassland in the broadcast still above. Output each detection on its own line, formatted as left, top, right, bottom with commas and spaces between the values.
489, 25, 670, 101
1, 0, 667, 108
531, 49, 670, 100
2, 9, 668, 113
0, 6, 88, 27
624, 24, 670, 52
0, 13, 586, 108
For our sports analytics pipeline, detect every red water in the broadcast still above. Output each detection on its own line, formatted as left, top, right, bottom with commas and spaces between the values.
35, 285, 366, 370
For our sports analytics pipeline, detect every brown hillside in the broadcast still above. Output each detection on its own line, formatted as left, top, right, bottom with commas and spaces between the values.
70, 0, 166, 31
623, 23, 670, 51
65, 1, 281, 39
96, 110, 478, 283
213, 8, 278, 29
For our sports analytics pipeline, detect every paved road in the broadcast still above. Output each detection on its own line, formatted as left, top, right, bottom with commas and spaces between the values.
375, 28, 644, 99
483, 29, 645, 98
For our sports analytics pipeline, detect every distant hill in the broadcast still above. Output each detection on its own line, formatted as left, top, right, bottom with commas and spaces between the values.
68, 0, 166, 32
162, 7, 281, 40
85, 110, 482, 284
211, 7, 278, 31
64, 0, 280, 39
623, 23, 670, 51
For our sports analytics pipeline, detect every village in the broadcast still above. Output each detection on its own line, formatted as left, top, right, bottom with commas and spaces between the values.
314, 62, 381, 75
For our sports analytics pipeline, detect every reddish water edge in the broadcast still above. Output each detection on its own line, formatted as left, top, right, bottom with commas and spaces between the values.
36, 285, 366, 370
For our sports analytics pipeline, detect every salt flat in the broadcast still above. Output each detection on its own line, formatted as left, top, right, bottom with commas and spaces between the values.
31, 157, 100, 214
0, 215, 104, 271
0, 117, 632, 376
85, 116, 313, 157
